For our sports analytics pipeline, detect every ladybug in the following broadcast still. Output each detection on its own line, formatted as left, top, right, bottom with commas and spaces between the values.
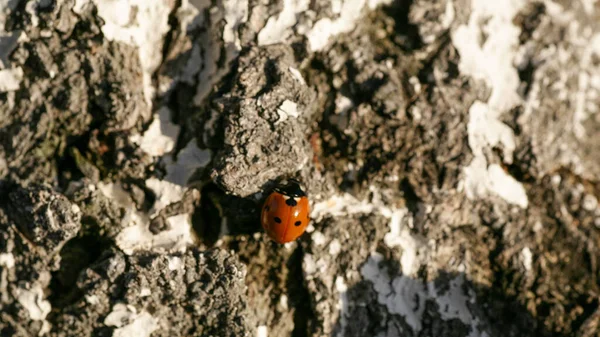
261, 179, 310, 244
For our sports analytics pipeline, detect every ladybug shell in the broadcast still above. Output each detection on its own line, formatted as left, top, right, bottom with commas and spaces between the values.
261, 181, 310, 244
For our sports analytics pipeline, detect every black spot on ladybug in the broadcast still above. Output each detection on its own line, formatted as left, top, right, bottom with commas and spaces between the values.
285, 198, 298, 206
274, 217, 282, 223
294, 221, 302, 226
264, 205, 270, 211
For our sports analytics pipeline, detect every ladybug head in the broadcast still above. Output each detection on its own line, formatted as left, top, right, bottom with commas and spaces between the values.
275, 178, 306, 197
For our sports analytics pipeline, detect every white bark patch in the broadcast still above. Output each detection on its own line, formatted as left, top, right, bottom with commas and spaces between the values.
188, 0, 248, 105
361, 253, 425, 331
521, 247, 533, 272
466, 101, 516, 162
361, 253, 489, 336
0, 67, 23, 92
303, 253, 328, 276
383, 209, 425, 276
309, 188, 433, 335
16, 286, 51, 321
329, 239, 341, 256
335, 95, 354, 115
330, 94, 354, 131
310, 190, 391, 222
87, 0, 171, 102
104, 303, 158, 337
85, 295, 100, 305
257, 0, 310, 45
73, 0, 91, 13
101, 181, 195, 255
130, 108, 180, 157
428, 275, 484, 337
139, 288, 152, 297
452, 0, 529, 208
288, 67, 306, 85
580, 0, 598, 14
145, 178, 185, 216
583, 194, 598, 211
311, 190, 421, 275
453, 1, 524, 110
276, 100, 300, 124
164, 140, 212, 187
116, 213, 195, 255
464, 158, 528, 208
487, 164, 528, 208
0, 253, 15, 268
312, 231, 327, 246
572, 31, 600, 140
222, 0, 248, 46
98, 182, 136, 208
441, 0, 455, 29
139, 288, 151, 297
279, 294, 288, 309
256, 325, 268, 337
306, 0, 393, 51
168, 256, 183, 271
104, 303, 135, 327
303, 253, 317, 275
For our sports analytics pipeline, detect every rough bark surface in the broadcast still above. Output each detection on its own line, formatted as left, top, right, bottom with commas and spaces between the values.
1, 0, 599, 337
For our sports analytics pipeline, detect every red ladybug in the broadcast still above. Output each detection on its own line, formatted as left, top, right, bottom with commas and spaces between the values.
261, 179, 310, 244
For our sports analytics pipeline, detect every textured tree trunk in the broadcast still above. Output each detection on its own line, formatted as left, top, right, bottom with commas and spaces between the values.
1, 0, 599, 336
